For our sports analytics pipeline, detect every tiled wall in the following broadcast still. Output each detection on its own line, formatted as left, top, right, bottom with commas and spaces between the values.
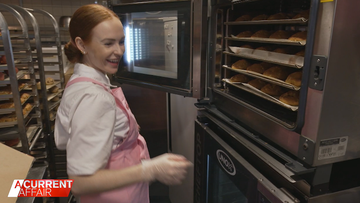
0, 0, 100, 26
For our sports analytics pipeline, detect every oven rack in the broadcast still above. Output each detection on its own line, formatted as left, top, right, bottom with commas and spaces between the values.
225, 17, 308, 25
223, 65, 300, 90
227, 35, 306, 46
222, 79, 298, 111
224, 50, 303, 69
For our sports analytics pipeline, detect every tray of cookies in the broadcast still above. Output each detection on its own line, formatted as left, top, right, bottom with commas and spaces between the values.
0, 93, 32, 115
229, 30, 307, 46
24, 78, 60, 91
0, 103, 35, 128
223, 62, 302, 90
223, 78, 298, 111
0, 83, 28, 101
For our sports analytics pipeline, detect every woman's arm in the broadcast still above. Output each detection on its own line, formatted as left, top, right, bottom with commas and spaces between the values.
69, 164, 143, 196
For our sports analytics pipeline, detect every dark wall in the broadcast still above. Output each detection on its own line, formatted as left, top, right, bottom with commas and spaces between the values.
121, 84, 167, 131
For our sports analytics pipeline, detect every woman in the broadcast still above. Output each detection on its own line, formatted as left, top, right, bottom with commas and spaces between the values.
54, 4, 192, 203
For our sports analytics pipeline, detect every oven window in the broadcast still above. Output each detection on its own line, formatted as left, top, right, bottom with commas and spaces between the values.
124, 11, 178, 79
114, 1, 191, 91
208, 156, 248, 203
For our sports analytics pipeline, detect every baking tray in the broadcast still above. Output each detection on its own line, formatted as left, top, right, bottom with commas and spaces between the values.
223, 78, 298, 111
0, 104, 35, 128
0, 126, 22, 140
0, 70, 27, 86
47, 89, 63, 101
7, 125, 41, 148
34, 64, 60, 72
0, 64, 7, 71
223, 65, 300, 90
0, 83, 28, 101
24, 80, 60, 91
225, 17, 308, 25
0, 94, 33, 115
48, 99, 61, 112
227, 35, 306, 46
227, 47, 304, 68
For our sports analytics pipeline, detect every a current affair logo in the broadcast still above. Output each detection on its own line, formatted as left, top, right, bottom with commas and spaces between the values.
8, 179, 73, 197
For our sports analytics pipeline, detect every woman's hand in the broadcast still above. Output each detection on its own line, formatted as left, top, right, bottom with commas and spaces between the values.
141, 153, 193, 185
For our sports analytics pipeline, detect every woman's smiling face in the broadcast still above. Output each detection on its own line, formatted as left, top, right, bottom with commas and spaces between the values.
80, 17, 125, 74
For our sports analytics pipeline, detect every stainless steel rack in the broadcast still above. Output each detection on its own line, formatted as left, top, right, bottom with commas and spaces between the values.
220, 5, 308, 112
11, 5, 65, 181
0, 4, 65, 185
0, 4, 43, 156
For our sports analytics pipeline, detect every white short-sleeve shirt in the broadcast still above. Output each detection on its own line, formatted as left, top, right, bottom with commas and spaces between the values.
54, 63, 129, 175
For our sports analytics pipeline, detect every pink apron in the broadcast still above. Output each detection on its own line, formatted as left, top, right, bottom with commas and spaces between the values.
66, 77, 150, 203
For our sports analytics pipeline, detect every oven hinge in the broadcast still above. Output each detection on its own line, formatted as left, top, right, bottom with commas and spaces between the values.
298, 135, 316, 165
309, 55, 328, 91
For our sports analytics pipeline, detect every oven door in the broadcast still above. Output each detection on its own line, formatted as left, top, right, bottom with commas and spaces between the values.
112, 0, 207, 98
194, 118, 300, 203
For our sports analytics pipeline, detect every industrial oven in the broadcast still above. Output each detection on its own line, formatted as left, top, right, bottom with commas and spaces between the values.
111, 0, 360, 202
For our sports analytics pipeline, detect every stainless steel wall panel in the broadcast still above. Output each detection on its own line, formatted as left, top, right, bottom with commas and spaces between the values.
313, 0, 360, 165
169, 94, 197, 203
301, 1, 335, 142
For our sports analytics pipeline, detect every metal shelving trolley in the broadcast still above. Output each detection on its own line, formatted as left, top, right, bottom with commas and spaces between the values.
0, 4, 44, 162
0, 5, 65, 200
6, 4, 65, 181
0, 4, 48, 203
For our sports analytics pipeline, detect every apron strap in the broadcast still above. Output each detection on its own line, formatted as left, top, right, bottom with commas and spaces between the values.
65, 77, 128, 117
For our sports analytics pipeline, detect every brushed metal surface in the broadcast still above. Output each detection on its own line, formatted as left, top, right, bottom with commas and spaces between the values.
192, 0, 207, 99
168, 94, 197, 203
301, 0, 335, 142
308, 186, 360, 203
312, 0, 360, 165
